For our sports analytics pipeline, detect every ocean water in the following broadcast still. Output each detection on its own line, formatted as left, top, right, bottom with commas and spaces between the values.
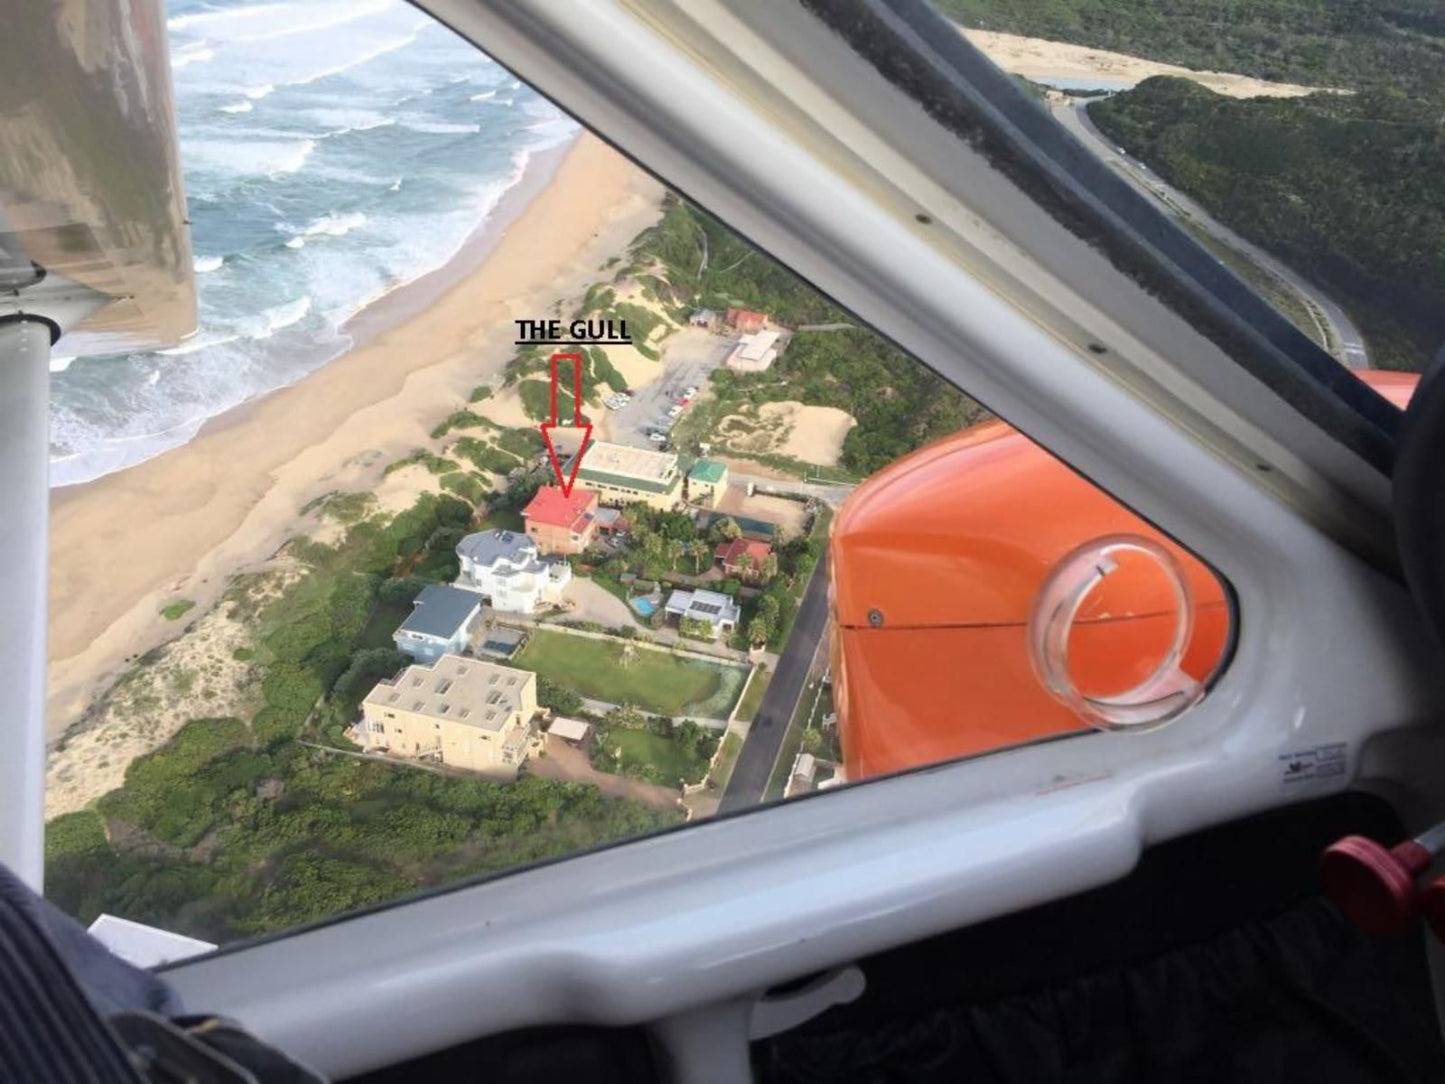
50, 0, 578, 487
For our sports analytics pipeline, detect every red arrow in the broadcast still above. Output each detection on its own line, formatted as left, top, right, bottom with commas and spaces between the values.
540, 351, 592, 497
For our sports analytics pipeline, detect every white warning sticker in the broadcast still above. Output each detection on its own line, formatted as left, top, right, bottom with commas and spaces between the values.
1279, 742, 1347, 785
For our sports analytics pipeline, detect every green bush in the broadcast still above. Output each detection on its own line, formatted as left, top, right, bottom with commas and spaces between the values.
252, 664, 323, 746
451, 437, 521, 475
537, 676, 583, 716
97, 718, 252, 846
496, 427, 546, 458
520, 379, 576, 423
160, 600, 195, 621
431, 410, 490, 439
439, 471, 490, 505
384, 449, 457, 477
468, 385, 493, 403
378, 575, 429, 605
589, 347, 628, 393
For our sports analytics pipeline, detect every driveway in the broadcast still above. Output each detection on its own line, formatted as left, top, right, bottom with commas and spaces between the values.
529, 736, 680, 809
560, 576, 637, 627
605, 327, 735, 449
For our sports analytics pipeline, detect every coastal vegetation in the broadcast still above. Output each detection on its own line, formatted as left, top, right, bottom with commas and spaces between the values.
47, 489, 682, 941
159, 600, 195, 622
48, 744, 678, 942
1092, 76, 1445, 370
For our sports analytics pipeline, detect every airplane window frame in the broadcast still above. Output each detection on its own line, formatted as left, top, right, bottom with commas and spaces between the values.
801, 0, 1403, 471
142, 2, 1444, 1074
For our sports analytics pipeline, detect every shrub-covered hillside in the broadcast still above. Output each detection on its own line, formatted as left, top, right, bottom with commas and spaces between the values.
1092, 77, 1445, 370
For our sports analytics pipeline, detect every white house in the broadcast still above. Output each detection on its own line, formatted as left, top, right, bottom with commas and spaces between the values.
393, 583, 483, 663
663, 588, 741, 638
456, 528, 571, 614
725, 329, 781, 373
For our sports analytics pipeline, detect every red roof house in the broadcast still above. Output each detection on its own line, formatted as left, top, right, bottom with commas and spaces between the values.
715, 537, 773, 581
726, 308, 766, 334
523, 486, 600, 555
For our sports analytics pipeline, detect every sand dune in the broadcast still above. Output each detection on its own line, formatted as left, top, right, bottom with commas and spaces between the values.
716, 401, 856, 467
963, 28, 1334, 99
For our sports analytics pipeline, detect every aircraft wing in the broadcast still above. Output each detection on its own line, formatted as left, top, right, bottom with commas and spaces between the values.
0, 0, 194, 355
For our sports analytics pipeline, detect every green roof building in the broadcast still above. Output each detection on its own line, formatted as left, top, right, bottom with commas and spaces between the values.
686, 459, 729, 507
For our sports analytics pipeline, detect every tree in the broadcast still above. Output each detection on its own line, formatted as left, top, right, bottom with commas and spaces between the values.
378, 575, 428, 605
746, 613, 772, 647
801, 728, 823, 755
679, 616, 715, 640
537, 677, 583, 716
760, 552, 780, 582
710, 517, 741, 543
665, 538, 685, 571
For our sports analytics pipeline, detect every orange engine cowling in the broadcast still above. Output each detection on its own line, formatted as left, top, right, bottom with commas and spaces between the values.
829, 369, 1416, 782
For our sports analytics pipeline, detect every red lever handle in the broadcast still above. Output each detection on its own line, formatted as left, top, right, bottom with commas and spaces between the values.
1321, 835, 1433, 934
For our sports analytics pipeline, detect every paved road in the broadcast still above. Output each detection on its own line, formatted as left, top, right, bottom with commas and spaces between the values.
719, 549, 831, 812
1054, 99, 1368, 370
729, 471, 856, 510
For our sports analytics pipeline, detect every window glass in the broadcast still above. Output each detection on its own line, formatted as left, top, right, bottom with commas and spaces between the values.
931, 0, 1443, 379
44, 0, 1234, 955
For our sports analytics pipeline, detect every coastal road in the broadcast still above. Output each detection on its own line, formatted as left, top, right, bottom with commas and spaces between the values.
719, 549, 830, 812
1053, 99, 1369, 370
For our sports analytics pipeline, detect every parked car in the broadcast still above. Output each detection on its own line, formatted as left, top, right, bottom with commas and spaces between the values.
668, 405, 683, 417
684, 386, 697, 397
648, 431, 668, 444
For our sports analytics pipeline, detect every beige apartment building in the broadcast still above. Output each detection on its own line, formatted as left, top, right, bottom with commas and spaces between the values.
359, 654, 539, 777
572, 440, 683, 511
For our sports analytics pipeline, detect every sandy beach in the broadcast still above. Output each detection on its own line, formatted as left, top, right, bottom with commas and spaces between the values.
47, 131, 663, 747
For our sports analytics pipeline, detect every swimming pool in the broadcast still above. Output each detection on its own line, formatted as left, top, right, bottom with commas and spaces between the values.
632, 597, 658, 617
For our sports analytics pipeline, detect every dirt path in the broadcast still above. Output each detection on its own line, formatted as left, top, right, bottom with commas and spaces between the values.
530, 736, 680, 809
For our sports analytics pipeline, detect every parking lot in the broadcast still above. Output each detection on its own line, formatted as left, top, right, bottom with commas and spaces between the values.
603, 327, 734, 449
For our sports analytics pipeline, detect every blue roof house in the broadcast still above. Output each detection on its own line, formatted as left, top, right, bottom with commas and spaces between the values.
394, 584, 483, 663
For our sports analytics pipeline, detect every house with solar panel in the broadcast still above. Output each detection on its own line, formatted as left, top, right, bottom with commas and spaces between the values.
392, 584, 484, 664
663, 588, 742, 639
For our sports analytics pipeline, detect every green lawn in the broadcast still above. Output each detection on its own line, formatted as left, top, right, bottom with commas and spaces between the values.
479, 505, 525, 533
709, 732, 743, 792
605, 728, 708, 784
359, 598, 414, 650
735, 666, 771, 722
513, 629, 743, 716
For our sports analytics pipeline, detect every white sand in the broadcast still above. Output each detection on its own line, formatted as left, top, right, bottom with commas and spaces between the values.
963, 28, 1334, 98
716, 401, 856, 466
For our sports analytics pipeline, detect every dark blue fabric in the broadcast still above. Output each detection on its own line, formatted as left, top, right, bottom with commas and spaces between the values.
0, 864, 153, 1082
